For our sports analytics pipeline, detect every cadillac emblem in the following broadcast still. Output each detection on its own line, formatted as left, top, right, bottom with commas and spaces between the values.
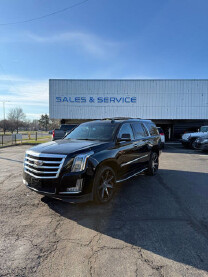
34, 160, 44, 166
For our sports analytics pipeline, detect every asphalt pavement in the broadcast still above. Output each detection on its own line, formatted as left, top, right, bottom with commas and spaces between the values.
0, 144, 208, 276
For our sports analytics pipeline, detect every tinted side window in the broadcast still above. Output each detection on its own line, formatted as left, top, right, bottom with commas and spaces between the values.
117, 123, 134, 140
61, 125, 75, 131
132, 122, 147, 139
146, 122, 159, 136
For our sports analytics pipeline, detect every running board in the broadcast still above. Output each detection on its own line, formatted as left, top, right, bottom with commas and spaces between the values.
116, 168, 148, 183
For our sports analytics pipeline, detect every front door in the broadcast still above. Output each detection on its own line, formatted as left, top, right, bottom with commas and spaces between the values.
130, 122, 150, 170
116, 123, 137, 179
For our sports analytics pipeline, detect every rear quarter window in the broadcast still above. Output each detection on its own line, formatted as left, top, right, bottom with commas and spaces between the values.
145, 122, 159, 136
132, 122, 148, 139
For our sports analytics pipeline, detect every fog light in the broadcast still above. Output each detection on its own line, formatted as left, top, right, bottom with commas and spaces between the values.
66, 179, 83, 193
23, 179, 28, 185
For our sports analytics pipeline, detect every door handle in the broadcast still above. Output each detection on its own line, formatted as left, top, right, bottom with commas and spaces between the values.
134, 144, 138, 147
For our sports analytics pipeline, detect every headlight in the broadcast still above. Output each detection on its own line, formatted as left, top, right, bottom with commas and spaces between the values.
71, 151, 94, 172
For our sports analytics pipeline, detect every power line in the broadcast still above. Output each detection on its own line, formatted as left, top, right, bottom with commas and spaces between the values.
0, 0, 89, 26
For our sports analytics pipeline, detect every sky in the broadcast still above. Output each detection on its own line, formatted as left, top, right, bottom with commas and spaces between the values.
0, 0, 208, 120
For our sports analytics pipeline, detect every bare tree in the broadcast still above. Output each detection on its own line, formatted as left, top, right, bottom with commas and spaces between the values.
7, 120, 16, 133
0, 119, 9, 134
7, 107, 26, 133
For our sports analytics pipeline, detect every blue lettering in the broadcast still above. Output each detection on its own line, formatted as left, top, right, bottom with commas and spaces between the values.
81, 97, 86, 103
110, 97, 115, 103
75, 97, 80, 103
116, 97, 122, 103
56, 97, 62, 102
63, 97, 68, 102
68, 97, 74, 103
56, 95, 136, 104
97, 97, 103, 103
125, 97, 131, 103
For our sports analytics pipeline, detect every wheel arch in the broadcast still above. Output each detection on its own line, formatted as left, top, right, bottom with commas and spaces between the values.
94, 159, 119, 177
151, 146, 160, 156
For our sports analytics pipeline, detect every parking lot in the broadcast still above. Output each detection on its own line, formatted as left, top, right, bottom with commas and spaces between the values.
0, 144, 208, 276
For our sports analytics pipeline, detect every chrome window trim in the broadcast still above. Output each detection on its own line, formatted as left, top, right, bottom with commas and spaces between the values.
142, 123, 151, 137
121, 154, 149, 167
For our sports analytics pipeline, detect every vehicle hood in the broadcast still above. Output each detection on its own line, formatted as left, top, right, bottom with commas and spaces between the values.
182, 132, 208, 140
28, 139, 111, 155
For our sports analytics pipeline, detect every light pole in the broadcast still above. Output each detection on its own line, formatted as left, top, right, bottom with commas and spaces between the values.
0, 101, 10, 134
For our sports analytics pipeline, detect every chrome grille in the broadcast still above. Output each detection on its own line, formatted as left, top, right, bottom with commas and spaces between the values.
24, 150, 66, 179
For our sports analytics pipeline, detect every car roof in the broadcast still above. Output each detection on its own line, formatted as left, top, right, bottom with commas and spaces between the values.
83, 118, 153, 124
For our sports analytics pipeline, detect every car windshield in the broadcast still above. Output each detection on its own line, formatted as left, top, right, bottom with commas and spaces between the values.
200, 126, 208, 132
64, 122, 118, 141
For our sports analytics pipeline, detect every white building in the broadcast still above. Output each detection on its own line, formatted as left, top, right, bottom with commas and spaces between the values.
49, 79, 208, 139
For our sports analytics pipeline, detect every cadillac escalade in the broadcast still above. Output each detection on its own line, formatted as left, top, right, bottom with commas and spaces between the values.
23, 118, 162, 204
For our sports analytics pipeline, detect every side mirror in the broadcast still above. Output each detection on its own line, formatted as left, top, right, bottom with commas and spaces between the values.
117, 133, 131, 142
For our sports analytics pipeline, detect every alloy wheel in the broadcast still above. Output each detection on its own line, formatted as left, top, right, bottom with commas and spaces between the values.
152, 153, 159, 174
97, 169, 115, 202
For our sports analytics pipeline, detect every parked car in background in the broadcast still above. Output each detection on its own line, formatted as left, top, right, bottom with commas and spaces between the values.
181, 125, 208, 148
193, 135, 208, 152
52, 124, 78, 140
157, 127, 165, 148
23, 118, 162, 204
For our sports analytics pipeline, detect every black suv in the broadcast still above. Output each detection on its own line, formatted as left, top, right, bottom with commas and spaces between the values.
23, 119, 162, 204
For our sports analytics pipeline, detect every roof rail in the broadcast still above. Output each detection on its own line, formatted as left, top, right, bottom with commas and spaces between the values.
102, 117, 138, 120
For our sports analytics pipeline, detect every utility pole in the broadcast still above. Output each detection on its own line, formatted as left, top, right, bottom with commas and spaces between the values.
0, 101, 10, 134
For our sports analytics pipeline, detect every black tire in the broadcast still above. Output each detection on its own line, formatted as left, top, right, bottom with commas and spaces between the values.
191, 139, 197, 149
146, 152, 159, 176
93, 166, 116, 204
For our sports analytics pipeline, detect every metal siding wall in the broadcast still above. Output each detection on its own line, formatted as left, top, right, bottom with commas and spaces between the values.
49, 79, 208, 120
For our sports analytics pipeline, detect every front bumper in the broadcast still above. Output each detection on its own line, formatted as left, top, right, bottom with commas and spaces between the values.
24, 180, 93, 203
23, 170, 94, 203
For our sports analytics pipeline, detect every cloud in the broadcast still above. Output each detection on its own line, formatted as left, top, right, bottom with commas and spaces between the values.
0, 74, 28, 82
0, 75, 48, 119
26, 31, 119, 58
